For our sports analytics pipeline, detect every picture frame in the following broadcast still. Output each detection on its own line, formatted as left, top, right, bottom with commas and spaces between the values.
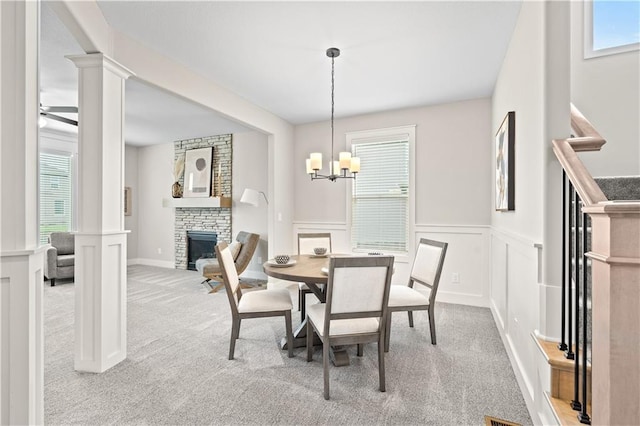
124, 187, 132, 216
183, 147, 213, 198
495, 111, 515, 211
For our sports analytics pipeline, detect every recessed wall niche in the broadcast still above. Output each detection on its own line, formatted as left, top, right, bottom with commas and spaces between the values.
173, 134, 232, 269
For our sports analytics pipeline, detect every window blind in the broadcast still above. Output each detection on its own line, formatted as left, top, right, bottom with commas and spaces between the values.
351, 139, 409, 252
39, 152, 72, 244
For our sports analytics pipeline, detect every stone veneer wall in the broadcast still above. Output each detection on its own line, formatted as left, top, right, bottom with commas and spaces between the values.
174, 134, 232, 269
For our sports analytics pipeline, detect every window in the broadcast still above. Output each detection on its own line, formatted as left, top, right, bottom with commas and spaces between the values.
40, 152, 73, 244
585, 0, 640, 58
348, 126, 414, 254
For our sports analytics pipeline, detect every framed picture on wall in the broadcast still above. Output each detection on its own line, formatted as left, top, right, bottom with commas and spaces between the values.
183, 147, 213, 198
495, 111, 515, 211
124, 187, 132, 216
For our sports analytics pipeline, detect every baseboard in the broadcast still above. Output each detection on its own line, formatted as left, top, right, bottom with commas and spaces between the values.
129, 258, 175, 269
490, 302, 542, 426
437, 291, 488, 308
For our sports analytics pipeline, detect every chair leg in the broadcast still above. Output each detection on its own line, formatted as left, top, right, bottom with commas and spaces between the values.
306, 319, 313, 362
299, 290, 306, 321
428, 306, 437, 345
384, 312, 392, 353
378, 338, 386, 392
323, 339, 330, 400
407, 310, 414, 328
284, 310, 293, 358
229, 317, 240, 360
357, 344, 363, 357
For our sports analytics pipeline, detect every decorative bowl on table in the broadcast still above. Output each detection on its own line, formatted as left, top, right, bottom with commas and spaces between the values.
274, 254, 290, 265
313, 247, 327, 256
368, 252, 383, 256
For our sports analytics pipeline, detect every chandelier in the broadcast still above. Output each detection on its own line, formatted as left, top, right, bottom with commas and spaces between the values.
305, 47, 360, 181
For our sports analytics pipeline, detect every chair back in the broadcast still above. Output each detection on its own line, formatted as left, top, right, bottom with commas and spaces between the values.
234, 232, 260, 275
49, 232, 74, 255
409, 238, 448, 304
298, 232, 332, 255
215, 242, 241, 314
324, 256, 394, 332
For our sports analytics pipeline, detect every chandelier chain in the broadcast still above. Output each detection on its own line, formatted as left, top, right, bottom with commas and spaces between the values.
330, 54, 335, 165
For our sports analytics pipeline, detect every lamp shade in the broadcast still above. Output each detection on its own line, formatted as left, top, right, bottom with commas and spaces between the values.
240, 188, 260, 207
240, 188, 269, 207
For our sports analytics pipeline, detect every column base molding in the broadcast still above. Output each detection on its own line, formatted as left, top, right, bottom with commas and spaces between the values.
74, 232, 128, 373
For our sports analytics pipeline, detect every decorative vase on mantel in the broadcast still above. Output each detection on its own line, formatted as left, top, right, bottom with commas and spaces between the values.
172, 181, 183, 198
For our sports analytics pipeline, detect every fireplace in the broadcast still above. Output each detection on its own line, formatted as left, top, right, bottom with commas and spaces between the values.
186, 231, 218, 271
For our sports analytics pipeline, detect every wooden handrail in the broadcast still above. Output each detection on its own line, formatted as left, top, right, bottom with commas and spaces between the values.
552, 104, 608, 206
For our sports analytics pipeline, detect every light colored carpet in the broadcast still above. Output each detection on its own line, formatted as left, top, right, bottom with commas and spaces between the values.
44, 265, 532, 425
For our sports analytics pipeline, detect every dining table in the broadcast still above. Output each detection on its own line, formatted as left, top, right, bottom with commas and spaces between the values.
263, 254, 352, 366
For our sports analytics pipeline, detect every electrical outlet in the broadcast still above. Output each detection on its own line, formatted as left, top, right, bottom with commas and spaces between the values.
257, 256, 262, 264
157, 248, 162, 255
452, 272, 460, 283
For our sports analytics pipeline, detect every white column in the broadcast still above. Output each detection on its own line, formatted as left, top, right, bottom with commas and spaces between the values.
66, 53, 133, 373
0, 1, 44, 424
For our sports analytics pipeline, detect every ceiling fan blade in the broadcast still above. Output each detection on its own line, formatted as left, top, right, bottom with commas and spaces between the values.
40, 112, 78, 127
40, 105, 78, 113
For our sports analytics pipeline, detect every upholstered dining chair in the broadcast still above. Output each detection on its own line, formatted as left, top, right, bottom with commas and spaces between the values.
297, 232, 332, 320
306, 255, 394, 400
384, 238, 448, 352
215, 241, 294, 360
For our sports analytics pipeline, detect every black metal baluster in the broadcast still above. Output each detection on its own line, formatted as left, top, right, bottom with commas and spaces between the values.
579, 211, 591, 424
571, 199, 582, 411
566, 184, 575, 360
558, 172, 568, 352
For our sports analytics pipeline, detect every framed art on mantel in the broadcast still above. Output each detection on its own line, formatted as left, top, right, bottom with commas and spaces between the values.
495, 111, 515, 211
183, 147, 213, 198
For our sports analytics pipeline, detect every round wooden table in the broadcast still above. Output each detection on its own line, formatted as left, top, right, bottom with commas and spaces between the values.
263, 254, 350, 366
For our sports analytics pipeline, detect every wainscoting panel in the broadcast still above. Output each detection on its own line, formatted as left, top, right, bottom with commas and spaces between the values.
293, 222, 490, 307
490, 228, 541, 408
415, 225, 491, 307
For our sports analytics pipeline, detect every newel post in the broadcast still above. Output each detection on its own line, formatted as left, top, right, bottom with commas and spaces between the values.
584, 202, 640, 425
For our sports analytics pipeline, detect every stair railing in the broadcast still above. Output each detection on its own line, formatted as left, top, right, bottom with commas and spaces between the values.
559, 169, 591, 424
554, 104, 607, 425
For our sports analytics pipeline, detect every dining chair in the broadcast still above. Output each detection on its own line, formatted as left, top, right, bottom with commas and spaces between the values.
306, 255, 394, 400
297, 232, 332, 320
215, 241, 294, 360
384, 238, 448, 352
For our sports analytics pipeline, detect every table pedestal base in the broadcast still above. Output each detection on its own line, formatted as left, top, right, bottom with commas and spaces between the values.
280, 320, 350, 367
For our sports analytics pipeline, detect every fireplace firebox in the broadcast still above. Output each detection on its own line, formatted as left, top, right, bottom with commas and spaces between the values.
186, 231, 217, 271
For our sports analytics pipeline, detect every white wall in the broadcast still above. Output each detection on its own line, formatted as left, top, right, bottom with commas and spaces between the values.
293, 99, 493, 306
295, 98, 493, 226
134, 143, 175, 267
490, 2, 571, 425
571, 1, 640, 177
124, 144, 139, 259
232, 131, 269, 279
128, 133, 270, 274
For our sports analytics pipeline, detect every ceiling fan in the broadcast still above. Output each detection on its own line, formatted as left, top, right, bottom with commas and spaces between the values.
39, 104, 78, 126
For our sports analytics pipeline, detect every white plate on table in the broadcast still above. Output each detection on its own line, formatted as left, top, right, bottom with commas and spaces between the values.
267, 259, 297, 268
310, 253, 330, 258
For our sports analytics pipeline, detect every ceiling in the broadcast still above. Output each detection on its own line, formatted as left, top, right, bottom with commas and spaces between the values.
40, 1, 522, 146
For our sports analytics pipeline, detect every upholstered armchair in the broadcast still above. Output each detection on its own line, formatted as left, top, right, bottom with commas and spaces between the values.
45, 232, 75, 286
196, 231, 260, 293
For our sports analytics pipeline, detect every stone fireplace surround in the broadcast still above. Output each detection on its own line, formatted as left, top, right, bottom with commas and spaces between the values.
174, 134, 232, 269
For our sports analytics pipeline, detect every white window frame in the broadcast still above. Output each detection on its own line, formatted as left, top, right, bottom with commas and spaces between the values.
39, 130, 78, 244
584, 0, 640, 59
345, 125, 416, 264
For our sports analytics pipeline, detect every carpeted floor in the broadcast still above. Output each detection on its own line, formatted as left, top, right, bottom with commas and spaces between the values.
44, 265, 532, 425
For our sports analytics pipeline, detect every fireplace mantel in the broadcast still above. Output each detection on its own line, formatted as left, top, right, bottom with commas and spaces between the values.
162, 197, 232, 209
